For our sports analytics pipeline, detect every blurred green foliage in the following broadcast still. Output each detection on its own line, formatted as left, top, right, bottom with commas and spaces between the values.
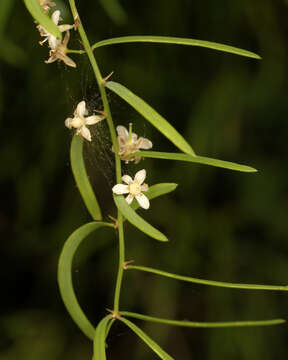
1, 0, 288, 359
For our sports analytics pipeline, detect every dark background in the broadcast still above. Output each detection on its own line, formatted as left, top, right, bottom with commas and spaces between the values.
1, 0, 288, 359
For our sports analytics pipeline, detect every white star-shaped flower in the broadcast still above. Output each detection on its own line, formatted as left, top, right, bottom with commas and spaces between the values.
45, 30, 76, 67
65, 101, 105, 141
112, 169, 150, 209
112, 125, 152, 163
37, 10, 73, 50
39, 0, 56, 14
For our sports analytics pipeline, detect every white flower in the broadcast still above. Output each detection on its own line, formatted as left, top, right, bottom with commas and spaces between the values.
39, 0, 56, 14
37, 10, 73, 50
65, 101, 105, 141
112, 169, 150, 210
112, 124, 152, 163
45, 31, 76, 67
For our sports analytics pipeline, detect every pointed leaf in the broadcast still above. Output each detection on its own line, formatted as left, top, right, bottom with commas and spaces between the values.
71, 135, 102, 220
130, 151, 257, 172
119, 317, 174, 360
121, 312, 285, 328
58, 222, 113, 340
24, 0, 62, 39
106, 81, 195, 155
93, 315, 113, 360
92, 36, 261, 59
127, 265, 288, 292
113, 194, 168, 242
131, 183, 178, 212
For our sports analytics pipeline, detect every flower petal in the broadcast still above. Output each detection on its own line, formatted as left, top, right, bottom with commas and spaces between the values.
141, 183, 149, 192
51, 10, 61, 25
60, 53, 77, 68
64, 118, 73, 128
135, 194, 150, 209
134, 169, 146, 185
138, 137, 153, 149
122, 175, 133, 184
131, 133, 138, 142
48, 36, 58, 50
112, 184, 129, 194
58, 24, 74, 32
76, 101, 86, 118
116, 125, 129, 140
85, 115, 103, 125
45, 55, 57, 63
62, 30, 70, 47
79, 125, 91, 141
125, 193, 134, 204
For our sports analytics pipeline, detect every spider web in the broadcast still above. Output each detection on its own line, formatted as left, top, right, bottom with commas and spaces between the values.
60, 45, 152, 215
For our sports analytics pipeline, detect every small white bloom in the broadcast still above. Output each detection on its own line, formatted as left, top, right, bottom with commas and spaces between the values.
112, 124, 153, 163
39, 0, 56, 14
65, 101, 105, 141
112, 169, 150, 209
45, 31, 76, 67
37, 10, 74, 50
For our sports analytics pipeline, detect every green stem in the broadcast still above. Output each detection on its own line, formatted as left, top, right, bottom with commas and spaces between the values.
127, 265, 288, 292
68, 0, 121, 181
67, 49, 85, 54
68, 0, 125, 314
113, 214, 125, 312
121, 312, 285, 328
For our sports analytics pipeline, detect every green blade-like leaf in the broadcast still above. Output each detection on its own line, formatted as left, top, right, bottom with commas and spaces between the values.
92, 36, 261, 59
119, 317, 174, 360
93, 315, 113, 360
127, 265, 288, 292
23, 0, 62, 39
106, 81, 195, 155
121, 312, 285, 328
113, 194, 168, 242
58, 222, 113, 340
71, 135, 102, 220
130, 151, 257, 173
99, 0, 127, 25
131, 183, 178, 212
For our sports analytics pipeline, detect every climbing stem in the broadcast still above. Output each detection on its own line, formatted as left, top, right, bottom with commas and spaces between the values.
68, 0, 121, 182
68, 0, 125, 314
113, 214, 125, 313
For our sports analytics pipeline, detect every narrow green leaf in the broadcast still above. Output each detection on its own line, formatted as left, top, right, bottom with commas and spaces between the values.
119, 317, 174, 360
113, 194, 168, 242
131, 183, 178, 212
99, 0, 127, 25
121, 312, 285, 328
106, 81, 195, 155
130, 151, 257, 173
23, 0, 62, 39
58, 222, 113, 340
127, 265, 288, 292
93, 316, 113, 360
92, 36, 261, 59
71, 135, 102, 220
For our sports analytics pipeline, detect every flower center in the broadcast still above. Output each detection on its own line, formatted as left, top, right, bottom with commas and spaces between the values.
71, 116, 85, 128
129, 182, 141, 195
